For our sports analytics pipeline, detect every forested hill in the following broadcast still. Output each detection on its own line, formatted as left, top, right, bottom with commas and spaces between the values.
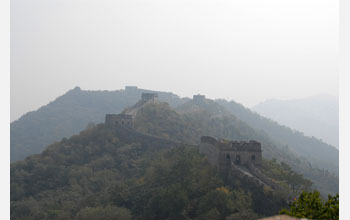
10, 86, 187, 162
11, 115, 312, 220
11, 87, 338, 195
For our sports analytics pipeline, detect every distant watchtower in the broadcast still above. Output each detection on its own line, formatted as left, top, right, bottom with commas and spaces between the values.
193, 94, 206, 103
125, 86, 138, 93
142, 93, 158, 102
105, 114, 133, 128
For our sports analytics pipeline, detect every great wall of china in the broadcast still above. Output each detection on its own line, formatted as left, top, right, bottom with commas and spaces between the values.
105, 91, 289, 192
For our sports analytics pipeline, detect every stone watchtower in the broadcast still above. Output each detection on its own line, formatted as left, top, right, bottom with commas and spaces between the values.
105, 114, 133, 128
125, 86, 138, 93
193, 94, 206, 103
141, 93, 158, 102
199, 136, 262, 173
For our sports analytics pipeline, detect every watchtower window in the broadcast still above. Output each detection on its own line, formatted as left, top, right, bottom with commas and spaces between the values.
251, 155, 255, 161
226, 154, 230, 159
236, 155, 241, 164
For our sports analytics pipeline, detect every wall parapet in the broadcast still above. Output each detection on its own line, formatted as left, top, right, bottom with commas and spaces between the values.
247, 162, 285, 191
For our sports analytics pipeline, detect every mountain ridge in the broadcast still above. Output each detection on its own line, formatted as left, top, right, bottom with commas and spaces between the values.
252, 94, 338, 148
11, 87, 338, 196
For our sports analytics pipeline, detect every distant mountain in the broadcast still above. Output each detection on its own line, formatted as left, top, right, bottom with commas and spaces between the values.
252, 94, 338, 148
217, 98, 338, 172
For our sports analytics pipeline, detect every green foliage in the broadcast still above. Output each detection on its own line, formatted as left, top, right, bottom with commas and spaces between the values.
134, 102, 197, 143
74, 205, 132, 220
280, 191, 339, 220
197, 189, 235, 219
199, 208, 221, 220
225, 209, 259, 220
323, 194, 339, 219
261, 159, 312, 193
144, 184, 189, 219
11, 123, 293, 220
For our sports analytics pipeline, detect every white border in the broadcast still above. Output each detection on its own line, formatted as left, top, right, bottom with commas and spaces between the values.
339, 0, 350, 218
0, 0, 10, 218
3, 0, 346, 219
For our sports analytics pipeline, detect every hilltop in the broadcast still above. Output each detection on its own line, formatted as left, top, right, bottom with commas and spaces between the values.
10, 86, 187, 162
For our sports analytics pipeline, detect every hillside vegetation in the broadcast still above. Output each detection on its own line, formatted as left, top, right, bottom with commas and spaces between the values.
11, 120, 312, 220
11, 87, 186, 162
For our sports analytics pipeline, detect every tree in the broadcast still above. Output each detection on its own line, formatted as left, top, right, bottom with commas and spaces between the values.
322, 194, 339, 220
226, 209, 259, 220
279, 191, 339, 220
74, 205, 132, 220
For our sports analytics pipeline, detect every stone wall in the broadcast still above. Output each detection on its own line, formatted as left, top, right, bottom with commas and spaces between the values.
199, 142, 220, 167
247, 162, 285, 191
108, 123, 190, 152
227, 163, 266, 189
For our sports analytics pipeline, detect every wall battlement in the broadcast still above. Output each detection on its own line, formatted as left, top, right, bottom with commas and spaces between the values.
200, 136, 262, 152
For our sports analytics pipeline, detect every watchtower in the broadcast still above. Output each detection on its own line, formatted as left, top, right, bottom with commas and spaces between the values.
105, 114, 133, 128
125, 86, 138, 93
193, 94, 206, 103
141, 93, 158, 102
199, 136, 262, 173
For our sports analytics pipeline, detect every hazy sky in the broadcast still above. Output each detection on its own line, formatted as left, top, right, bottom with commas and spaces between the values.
11, 0, 338, 122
